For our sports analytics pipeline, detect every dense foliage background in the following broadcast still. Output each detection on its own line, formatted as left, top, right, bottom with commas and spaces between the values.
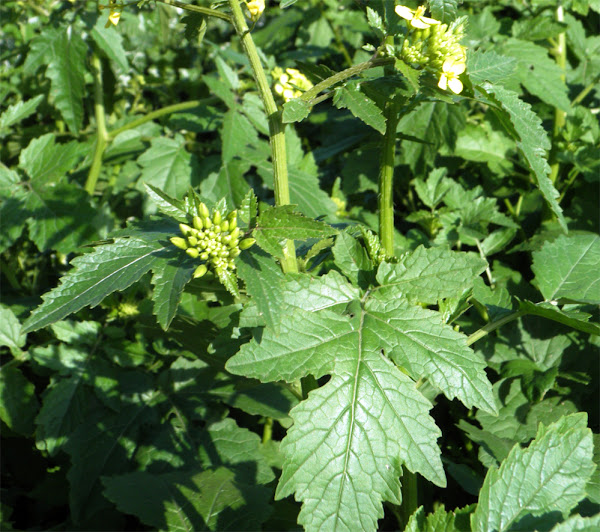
1, 0, 598, 530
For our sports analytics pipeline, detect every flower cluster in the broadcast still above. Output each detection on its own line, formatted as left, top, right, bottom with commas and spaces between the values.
395, 4, 467, 94
245, 0, 265, 22
272, 67, 313, 102
170, 203, 255, 279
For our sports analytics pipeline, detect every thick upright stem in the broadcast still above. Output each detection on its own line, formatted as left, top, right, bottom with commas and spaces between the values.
378, 100, 399, 257
85, 52, 109, 195
228, 0, 297, 273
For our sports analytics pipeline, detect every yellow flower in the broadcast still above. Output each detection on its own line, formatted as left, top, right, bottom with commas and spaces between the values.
438, 58, 466, 94
395, 5, 440, 29
245, 0, 265, 22
273, 67, 313, 102
100, 2, 123, 28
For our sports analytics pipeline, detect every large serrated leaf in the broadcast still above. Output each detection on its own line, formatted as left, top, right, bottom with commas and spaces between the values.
365, 297, 497, 414
45, 28, 86, 134
221, 109, 259, 163
532, 233, 600, 304
227, 306, 446, 531
91, 16, 129, 73
375, 246, 487, 304
467, 50, 517, 85
478, 83, 566, 231
22, 238, 168, 333
472, 413, 594, 532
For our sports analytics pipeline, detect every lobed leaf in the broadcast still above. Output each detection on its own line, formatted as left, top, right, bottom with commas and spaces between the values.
0, 95, 44, 131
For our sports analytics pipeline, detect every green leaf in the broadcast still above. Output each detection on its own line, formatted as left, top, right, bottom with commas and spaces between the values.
236, 249, 285, 329
19, 133, 87, 185
221, 109, 259, 163
103, 467, 272, 531
0, 306, 26, 351
0, 367, 39, 436
519, 299, 600, 335
366, 296, 497, 414
45, 28, 87, 134
467, 49, 517, 86
532, 234, 600, 304
332, 231, 374, 287
376, 246, 487, 304
24, 182, 104, 253
405, 504, 473, 532
199, 160, 251, 209
22, 238, 169, 333
143, 183, 188, 222
91, 17, 129, 73
551, 514, 600, 532
472, 413, 595, 532
254, 205, 337, 259
151, 253, 197, 330
35, 375, 89, 456
0, 94, 44, 131
429, 0, 459, 23
500, 38, 571, 112
333, 83, 386, 134
137, 136, 197, 199
66, 404, 150, 523
282, 98, 311, 123
478, 83, 566, 231
227, 306, 446, 530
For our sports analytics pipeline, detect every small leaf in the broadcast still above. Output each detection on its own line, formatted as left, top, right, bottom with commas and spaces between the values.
333, 83, 386, 134
518, 299, 600, 335
282, 99, 311, 123
532, 233, 600, 304
0, 95, 44, 131
254, 205, 337, 259
332, 231, 374, 287
143, 183, 188, 222
472, 413, 595, 532
0, 367, 39, 436
91, 16, 129, 73
429, 0, 459, 23
376, 246, 487, 304
0, 306, 26, 351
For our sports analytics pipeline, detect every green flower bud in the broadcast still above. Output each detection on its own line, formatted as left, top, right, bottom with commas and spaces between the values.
221, 220, 229, 233
186, 248, 200, 258
230, 248, 241, 257
229, 227, 240, 241
187, 236, 198, 247
193, 216, 204, 230
204, 217, 213, 229
212, 210, 222, 225
239, 237, 256, 250
228, 217, 237, 231
179, 223, 193, 236
170, 236, 188, 250
200, 251, 209, 260
198, 202, 210, 219
193, 264, 208, 279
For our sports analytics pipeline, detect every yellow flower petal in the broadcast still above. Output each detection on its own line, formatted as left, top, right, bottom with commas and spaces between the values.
438, 74, 448, 91
448, 77, 463, 94
410, 18, 429, 29
395, 5, 415, 20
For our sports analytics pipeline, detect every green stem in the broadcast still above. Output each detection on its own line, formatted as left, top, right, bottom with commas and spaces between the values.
300, 57, 393, 104
262, 417, 273, 444
108, 99, 214, 140
378, 100, 399, 257
572, 76, 600, 106
549, 5, 566, 185
228, 0, 297, 273
156, 0, 232, 22
85, 52, 109, 195
397, 470, 417, 529
466, 310, 525, 346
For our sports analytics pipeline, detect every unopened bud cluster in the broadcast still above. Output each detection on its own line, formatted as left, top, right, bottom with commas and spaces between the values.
396, 5, 467, 94
170, 203, 255, 279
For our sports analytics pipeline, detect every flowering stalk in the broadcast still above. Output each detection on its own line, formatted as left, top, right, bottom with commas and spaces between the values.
227, 0, 297, 273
